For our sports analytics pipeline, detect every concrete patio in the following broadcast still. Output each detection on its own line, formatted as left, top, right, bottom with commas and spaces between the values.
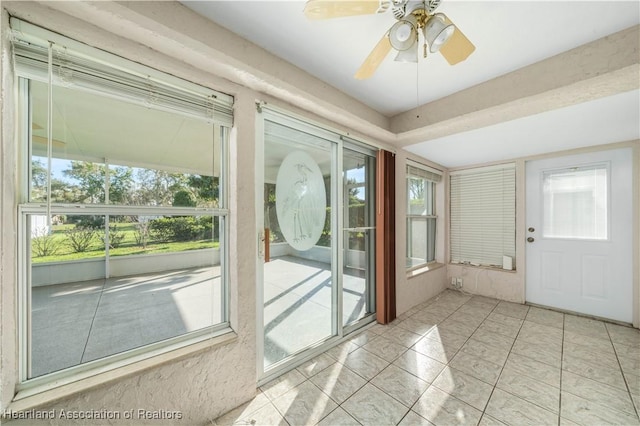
31, 255, 372, 377
264, 256, 372, 368
31, 266, 222, 377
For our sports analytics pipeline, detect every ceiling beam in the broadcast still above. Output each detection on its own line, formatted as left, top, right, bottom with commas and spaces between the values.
392, 25, 640, 147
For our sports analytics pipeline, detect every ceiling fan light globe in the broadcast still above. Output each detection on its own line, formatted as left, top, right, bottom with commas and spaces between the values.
424, 14, 455, 53
389, 16, 418, 51
395, 23, 412, 42
394, 44, 418, 62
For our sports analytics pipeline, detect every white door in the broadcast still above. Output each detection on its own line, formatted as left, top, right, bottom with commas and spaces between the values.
525, 148, 633, 323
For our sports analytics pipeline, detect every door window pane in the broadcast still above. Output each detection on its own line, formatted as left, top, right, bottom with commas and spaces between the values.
543, 166, 608, 240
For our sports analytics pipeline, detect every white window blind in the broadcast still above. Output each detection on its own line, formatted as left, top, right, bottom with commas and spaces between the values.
11, 18, 233, 127
450, 163, 516, 267
407, 164, 442, 183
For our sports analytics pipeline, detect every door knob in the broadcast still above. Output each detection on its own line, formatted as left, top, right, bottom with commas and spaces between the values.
527, 237, 535, 243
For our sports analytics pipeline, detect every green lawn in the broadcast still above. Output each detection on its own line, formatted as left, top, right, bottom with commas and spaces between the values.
32, 223, 219, 264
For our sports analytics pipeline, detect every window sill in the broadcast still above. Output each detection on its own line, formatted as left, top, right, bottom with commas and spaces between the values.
406, 262, 445, 279
8, 329, 237, 413
449, 263, 517, 273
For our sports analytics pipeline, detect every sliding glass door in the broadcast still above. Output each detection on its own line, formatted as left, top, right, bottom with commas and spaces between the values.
342, 147, 376, 330
262, 118, 337, 370
258, 110, 377, 379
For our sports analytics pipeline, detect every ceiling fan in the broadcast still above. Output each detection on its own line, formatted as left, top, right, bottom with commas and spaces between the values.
304, 0, 475, 79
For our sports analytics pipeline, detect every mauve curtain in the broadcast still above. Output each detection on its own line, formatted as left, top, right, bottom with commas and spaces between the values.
376, 149, 396, 324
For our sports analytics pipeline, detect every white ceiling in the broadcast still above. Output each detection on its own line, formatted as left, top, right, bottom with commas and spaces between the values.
406, 89, 640, 168
181, 1, 639, 167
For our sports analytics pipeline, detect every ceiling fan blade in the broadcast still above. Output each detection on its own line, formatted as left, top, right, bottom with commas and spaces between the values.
439, 15, 475, 65
354, 32, 392, 80
304, 0, 383, 20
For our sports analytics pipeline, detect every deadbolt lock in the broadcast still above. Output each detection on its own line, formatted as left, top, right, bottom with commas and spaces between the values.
527, 237, 535, 243
528, 227, 535, 232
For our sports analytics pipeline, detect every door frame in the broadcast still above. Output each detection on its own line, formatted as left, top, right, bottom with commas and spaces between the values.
523, 144, 639, 327
255, 105, 378, 384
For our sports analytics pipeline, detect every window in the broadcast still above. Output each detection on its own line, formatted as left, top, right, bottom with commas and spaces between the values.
543, 165, 608, 240
406, 163, 441, 269
13, 20, 233, 384
450, 163, 516, 268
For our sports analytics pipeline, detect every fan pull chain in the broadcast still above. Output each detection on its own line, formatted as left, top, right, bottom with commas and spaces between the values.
416, 60, 420, 119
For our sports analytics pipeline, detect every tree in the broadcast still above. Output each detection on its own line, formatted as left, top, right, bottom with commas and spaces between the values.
188, 175, 219, 206
109, 166, 134, 204
172, 190, 196, 207
32, 159, 47, 188
132, 169, 186, 206
63, 161, 133, 203
31, 159, 48, 201
50, 178, 82, 203
408, 177, 425, 201
32, 159, 80, 202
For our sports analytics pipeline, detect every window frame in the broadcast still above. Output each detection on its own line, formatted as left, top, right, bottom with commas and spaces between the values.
13, 25, 233, 392
406, 163, 440, 270
541, 163, 610, 241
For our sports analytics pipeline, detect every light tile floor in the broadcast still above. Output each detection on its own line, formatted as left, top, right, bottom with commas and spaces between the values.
214, 290, 640, 426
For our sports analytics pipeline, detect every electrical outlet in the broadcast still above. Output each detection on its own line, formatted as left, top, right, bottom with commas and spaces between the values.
456, 278, 463, 289
450, 277, 456, 287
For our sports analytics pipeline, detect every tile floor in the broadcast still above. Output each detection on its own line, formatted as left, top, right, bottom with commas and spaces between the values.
214, 290, 640, 426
